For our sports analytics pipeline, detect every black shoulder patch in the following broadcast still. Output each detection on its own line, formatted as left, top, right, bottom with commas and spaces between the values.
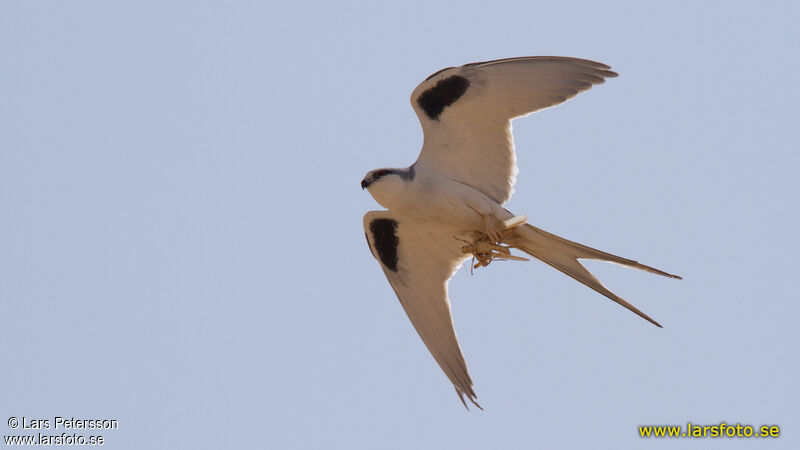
369, 218, 400, 272
417, 75, 470, 120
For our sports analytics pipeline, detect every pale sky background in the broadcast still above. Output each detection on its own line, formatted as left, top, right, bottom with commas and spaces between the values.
2, 1, 798, 449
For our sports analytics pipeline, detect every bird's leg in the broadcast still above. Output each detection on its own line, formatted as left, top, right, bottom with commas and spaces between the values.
459, 213, 531, 270
482, 215, 503, 244
482, 214, 528, 244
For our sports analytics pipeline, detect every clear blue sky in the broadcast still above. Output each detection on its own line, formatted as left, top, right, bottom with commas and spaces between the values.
2, 1, 798, 449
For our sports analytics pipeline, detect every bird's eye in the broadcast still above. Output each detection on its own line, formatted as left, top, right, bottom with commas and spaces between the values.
375, 170, 389, 178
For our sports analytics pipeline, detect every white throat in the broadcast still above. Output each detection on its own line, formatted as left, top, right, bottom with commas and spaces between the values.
367, 173, 411, 211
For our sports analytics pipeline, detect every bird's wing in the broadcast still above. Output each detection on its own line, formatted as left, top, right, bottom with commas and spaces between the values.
363, 210, 480, 409
411, 56, 618, 204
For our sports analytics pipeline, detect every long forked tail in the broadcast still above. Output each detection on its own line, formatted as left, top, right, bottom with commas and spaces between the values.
504, 224, 681, 328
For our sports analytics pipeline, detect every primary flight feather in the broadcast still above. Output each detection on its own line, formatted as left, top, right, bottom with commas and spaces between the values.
361, 56, 680, 409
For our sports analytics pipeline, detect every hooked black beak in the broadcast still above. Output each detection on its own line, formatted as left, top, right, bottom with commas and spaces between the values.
361, 179, 370, 190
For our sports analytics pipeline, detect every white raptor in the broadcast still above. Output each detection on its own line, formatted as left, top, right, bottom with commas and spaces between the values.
361, 56, 680, 409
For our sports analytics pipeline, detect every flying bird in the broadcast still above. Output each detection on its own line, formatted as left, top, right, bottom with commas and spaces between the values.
361, 56, 680, 409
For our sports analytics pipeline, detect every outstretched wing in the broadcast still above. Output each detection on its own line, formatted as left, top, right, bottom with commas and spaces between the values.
411, 56, 618, 204
363, 210, 480, 409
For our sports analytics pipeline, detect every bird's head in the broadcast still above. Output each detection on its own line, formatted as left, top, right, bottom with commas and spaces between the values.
361, 167, 414, 209
360, 168, 398, 190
